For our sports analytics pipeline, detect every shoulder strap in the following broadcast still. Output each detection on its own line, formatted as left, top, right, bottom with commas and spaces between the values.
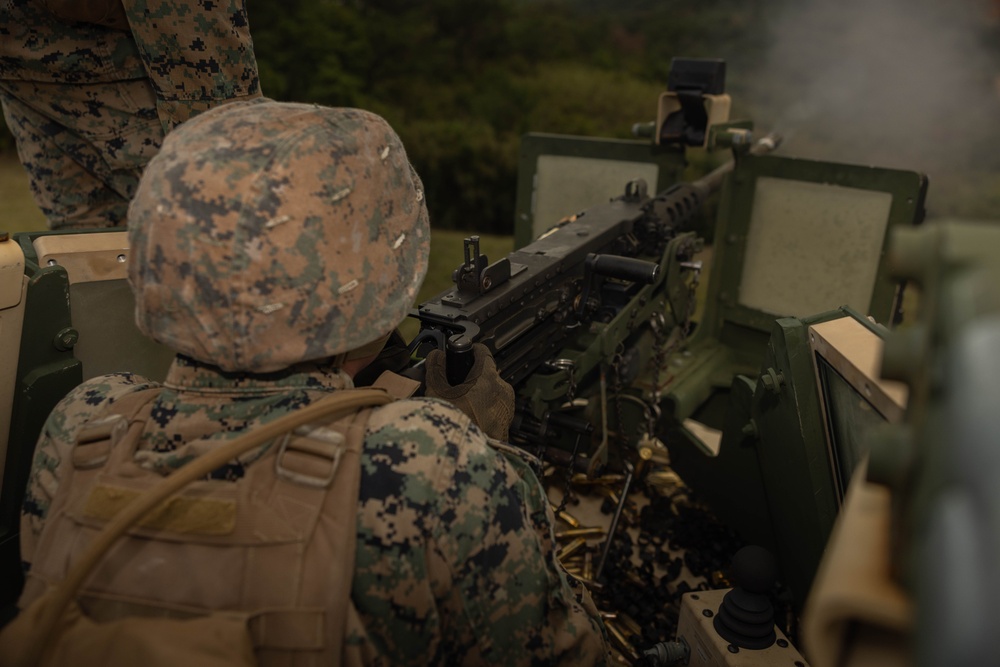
320, 404, 374, 660
370, 370, 420, 399
22, 388, 393, 666
71, 387, 162, 470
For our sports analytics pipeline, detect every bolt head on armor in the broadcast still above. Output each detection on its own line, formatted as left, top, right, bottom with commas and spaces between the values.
127, 99, 430, 372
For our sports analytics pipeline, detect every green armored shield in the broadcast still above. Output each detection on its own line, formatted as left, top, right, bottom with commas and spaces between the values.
659, 153, 926, 608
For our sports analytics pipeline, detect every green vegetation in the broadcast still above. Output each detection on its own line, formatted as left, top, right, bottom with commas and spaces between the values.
247, 0, 780, 234
1, 154, 46, 233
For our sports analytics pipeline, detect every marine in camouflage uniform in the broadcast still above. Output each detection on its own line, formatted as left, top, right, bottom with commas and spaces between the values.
18, 99, 610, 665
0, 0, 260, 229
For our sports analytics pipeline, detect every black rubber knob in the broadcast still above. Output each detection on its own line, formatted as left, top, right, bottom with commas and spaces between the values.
731, 545, 777, 594
713, 545, 777, 650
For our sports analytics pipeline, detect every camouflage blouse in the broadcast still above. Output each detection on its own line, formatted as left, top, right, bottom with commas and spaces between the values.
21, 355, 609, 665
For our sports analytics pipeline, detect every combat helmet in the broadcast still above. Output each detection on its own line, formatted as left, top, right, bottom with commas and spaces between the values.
127, 99, 430, 373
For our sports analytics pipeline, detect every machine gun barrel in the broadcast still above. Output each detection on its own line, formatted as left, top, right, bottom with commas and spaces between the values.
696, 131, 784, 193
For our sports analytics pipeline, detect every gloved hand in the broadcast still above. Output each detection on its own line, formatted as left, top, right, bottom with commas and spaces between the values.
424, 343, 514, 441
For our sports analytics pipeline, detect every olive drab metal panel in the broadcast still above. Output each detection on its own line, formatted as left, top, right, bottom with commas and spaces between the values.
31, 232, 174, 381
662, 152, 924, 427
659, 154, 926, 610
513, 133, 687, 249
751, 308, 907, 607
707, 155, 927, 334
664, 155, 926, 423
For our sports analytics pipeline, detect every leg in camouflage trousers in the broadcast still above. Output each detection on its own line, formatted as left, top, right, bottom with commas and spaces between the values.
0, 78, 163, 229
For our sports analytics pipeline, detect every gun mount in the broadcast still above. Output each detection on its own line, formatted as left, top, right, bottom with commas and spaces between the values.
409, 103, 930, 626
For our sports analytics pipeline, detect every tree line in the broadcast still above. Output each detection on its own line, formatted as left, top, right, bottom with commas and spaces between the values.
251, 0, 784, 233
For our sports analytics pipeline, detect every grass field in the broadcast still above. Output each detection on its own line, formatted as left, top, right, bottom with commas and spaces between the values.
1, 154, 47, 233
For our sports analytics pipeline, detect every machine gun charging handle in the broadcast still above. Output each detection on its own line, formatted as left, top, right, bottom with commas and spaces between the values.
577, 254, 661, 317
589, 254, 660, 284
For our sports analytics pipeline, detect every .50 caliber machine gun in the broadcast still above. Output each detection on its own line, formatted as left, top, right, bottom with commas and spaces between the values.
410, 132, 780, 472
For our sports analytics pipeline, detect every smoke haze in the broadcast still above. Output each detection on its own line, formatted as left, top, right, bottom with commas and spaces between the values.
743, 0, 1000, 213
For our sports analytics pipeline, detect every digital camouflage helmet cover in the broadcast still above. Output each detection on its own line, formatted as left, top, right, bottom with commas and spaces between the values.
127, 99, 430, 372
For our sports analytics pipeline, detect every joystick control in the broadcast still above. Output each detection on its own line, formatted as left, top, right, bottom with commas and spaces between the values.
713, 545, 777, 650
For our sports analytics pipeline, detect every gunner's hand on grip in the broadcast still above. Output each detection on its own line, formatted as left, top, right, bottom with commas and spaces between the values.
424, 343, 514, 441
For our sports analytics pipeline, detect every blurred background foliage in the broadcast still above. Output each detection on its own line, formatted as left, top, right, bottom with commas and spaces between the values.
246, 0, 783, 234
4, 0, 1000, 232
